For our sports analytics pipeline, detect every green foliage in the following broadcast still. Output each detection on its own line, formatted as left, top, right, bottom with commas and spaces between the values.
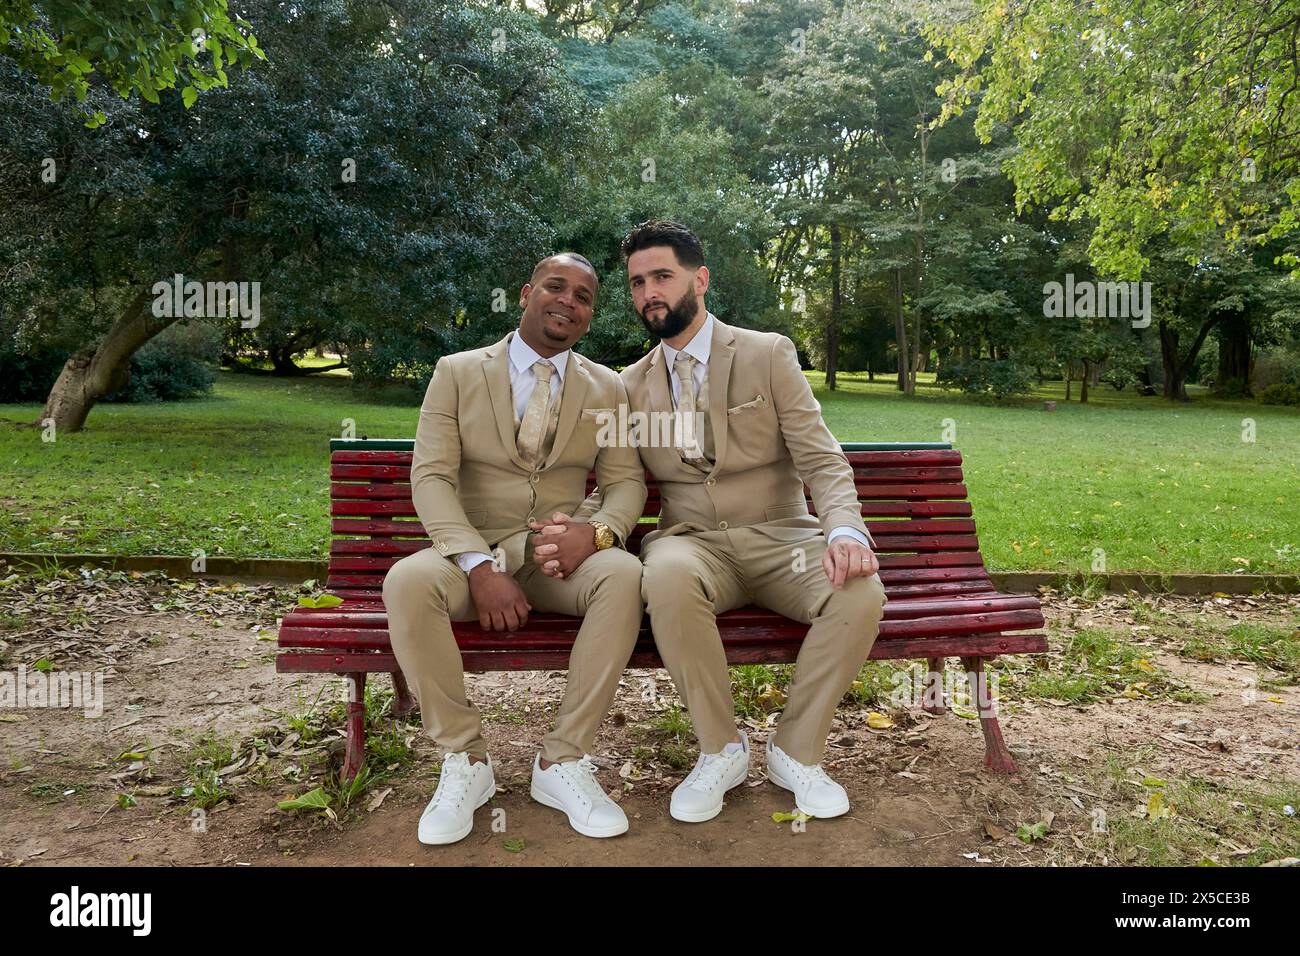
0, 0, 263, 123
932, 0, 1300, 278
0, 319, 217, 402
1259, 382, 1300, 406
104, 321, 219, 403
0, 0, 594, 419
0, 336, 67, 401
935, 358, 1033, 401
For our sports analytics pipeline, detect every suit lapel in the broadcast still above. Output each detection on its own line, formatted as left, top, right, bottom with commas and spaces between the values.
543, 352, 590, 468
482, 333, 528, 469
706, 318, 735, 474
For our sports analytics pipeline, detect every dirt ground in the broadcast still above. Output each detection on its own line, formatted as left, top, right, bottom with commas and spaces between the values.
0, 563, 1296, 867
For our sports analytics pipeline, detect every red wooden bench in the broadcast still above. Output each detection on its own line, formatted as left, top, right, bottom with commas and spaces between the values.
277, 440, 1047, 782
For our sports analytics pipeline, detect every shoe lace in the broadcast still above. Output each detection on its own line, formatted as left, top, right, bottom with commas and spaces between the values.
788, 754, 834, 787
558, 755, 609, 804
689, 750, 739, 791
431, 753, 476, 808
804, 763, 834, 786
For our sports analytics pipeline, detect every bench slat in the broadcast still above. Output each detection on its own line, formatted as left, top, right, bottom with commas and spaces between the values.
327, 481, 977, 504
281, 592, 1040, 637
322, 548, 990, 573
327, 516, 980, 538
328, 498, 979, 519
275, 630, 1047, 675
325, 533, 985, 560
327, 448, 967, 468
321, 563, 997, 593
330, 465, 970, 486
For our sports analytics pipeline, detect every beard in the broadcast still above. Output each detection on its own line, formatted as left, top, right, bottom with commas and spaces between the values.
638, 288, 698, 340
541, 323, 570, 343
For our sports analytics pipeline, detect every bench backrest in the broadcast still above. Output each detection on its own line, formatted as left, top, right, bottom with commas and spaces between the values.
326, 440, 990, 599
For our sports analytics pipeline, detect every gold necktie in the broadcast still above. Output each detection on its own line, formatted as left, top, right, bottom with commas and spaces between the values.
673, 353, 713, 464
517, 359, 555, 468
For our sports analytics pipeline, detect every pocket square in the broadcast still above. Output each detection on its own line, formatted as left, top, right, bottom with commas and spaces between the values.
727, 394, 767, 415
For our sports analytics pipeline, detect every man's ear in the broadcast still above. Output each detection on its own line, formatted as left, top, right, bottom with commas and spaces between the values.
694, 265, 710, 298
519, 283, 533, 310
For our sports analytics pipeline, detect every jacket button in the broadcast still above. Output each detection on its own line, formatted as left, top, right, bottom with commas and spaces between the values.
530, 474, 539, 483
718, 521, 728, 530
706, 478, 715, 486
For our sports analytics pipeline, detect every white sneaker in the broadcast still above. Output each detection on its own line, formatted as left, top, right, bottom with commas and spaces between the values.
418, 752, 496, 845
670, 732, 750, 823
765, 737, 850, 818
530, 754, 628, 838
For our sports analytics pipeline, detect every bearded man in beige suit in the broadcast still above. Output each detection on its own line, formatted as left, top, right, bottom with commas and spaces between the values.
382, 252, 647, 845
536, 221, 887, 823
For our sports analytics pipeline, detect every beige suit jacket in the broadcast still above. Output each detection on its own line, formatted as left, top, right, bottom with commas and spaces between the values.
409, 332, 647, 572
589, 317, 872, 549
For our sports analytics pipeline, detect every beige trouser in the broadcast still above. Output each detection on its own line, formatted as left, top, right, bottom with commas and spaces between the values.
382, 546, 643, 764
641, 526, 888, 765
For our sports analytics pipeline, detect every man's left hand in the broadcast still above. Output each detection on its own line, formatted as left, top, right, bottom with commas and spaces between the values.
529, 512, 598, 579
822, 537, 879, 590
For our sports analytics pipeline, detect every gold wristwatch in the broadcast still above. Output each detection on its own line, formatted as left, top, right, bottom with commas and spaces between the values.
590, 520, 616, 550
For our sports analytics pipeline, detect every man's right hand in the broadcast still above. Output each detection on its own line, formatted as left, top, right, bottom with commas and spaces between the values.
467, 562, 531, 632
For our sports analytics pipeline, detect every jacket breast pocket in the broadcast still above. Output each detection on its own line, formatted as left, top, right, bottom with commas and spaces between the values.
764, 501, 808, 521
463, 510, 488, 528
727, 394, 768, 416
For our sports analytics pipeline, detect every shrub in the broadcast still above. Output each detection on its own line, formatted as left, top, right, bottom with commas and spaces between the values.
0, 341, 70, 402
103, 322, 220, 403
1258, 382, 1300, 406
936, 359, 1034, 401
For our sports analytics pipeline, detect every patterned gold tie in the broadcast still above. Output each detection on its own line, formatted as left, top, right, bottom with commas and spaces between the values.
517, 359, 555, 468
673, 353, 713, 463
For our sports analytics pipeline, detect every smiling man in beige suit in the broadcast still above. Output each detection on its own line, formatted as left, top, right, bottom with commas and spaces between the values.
537, 221, 887, 823
382, 252, 647, 845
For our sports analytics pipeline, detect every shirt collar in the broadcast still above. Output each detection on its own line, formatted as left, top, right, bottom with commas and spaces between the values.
509, 330, 569, 382
659, 312, 714, 369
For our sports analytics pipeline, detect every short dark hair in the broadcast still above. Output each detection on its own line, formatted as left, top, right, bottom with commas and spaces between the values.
620, 219, 704, 269
531, 252, 599, 286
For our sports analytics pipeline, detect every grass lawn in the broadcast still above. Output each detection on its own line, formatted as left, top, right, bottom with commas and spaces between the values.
1, 365, 1297, 573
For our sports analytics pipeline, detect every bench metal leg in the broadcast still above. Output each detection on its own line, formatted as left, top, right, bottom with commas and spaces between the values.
921, 656, 947, 714
342, 672, 367, 783
959, 656, 1018, 775
391, 670, 416, 718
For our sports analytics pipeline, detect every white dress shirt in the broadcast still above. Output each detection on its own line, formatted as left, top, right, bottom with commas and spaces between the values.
661, 312, 870, 552
456, 332, 571, 573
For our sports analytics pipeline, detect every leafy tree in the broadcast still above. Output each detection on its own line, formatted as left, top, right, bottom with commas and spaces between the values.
0, 0, 263, 124
0, 0, 589, 431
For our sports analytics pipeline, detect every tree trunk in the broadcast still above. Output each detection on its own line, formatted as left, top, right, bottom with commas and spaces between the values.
1161, 334, 1189, 401
827, 222, 841, 391
1159, 317, 1218, 402
1065, 359, 1073, 401
270, 345, 305, 376
1080, 359, 1091, 403
1216, 312, 1252, 395
894, 267, 909, 392
36, 288, 170, 433
909, 121, 927, 396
